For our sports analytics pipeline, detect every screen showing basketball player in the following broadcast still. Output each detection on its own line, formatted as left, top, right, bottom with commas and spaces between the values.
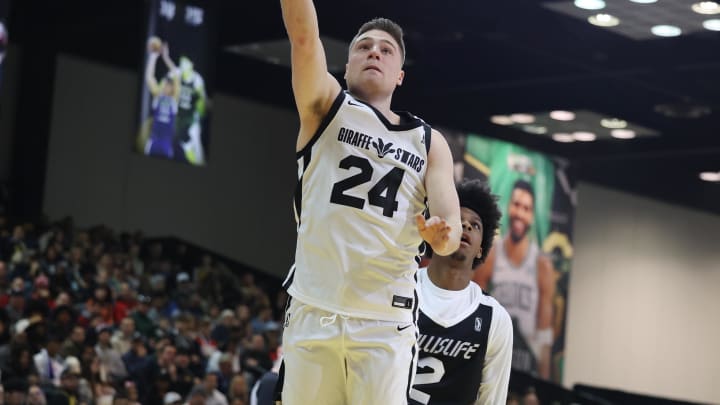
0, 0, 9, 90
136, 0, 214, 166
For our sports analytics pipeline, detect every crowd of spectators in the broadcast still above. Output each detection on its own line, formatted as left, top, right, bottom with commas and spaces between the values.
0, 215, 285, 405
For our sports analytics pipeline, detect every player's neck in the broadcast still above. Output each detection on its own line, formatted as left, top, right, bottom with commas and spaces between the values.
504, 235, 530, 266
349, 90, 399, 124
427, 261, 472, 291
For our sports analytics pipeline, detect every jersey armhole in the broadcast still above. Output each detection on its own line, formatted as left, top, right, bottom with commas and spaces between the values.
423, 124, 431, 155
295, 89, 345, 159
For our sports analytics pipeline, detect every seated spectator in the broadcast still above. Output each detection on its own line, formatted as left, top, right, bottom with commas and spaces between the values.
203, 373, 228, 405
3, 378, 29, 405
61, 325, 86, 359
33, 333, 64, 386
111, 317, 135, 355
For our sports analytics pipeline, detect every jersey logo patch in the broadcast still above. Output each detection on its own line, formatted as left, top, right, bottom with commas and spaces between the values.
372, 137, 396, 158
347, 99, 363, 107
392, 295, 413, 309
474, 317, 483, 332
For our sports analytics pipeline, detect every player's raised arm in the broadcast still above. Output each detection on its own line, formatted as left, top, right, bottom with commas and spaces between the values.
280, 0, 341, 148
145, 52, 161, 96
419, 129, 462, 256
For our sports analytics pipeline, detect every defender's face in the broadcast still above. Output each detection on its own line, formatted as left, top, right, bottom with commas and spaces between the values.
345, 29, 404, 97
452, 207, 484, 262
508, 188, 534, 241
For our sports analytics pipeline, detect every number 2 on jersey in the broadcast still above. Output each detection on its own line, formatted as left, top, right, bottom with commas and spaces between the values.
409, 356, 445, 404
330, 155, 405, 217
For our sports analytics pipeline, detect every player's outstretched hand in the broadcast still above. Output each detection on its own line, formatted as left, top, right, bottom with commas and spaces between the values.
416, 214, 451, 254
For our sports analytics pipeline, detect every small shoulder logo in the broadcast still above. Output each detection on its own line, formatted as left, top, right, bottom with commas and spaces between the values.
371, 137, 396, 158
474, 317, 483, 332
284, 312, 291, 328
347, 99, 363, 107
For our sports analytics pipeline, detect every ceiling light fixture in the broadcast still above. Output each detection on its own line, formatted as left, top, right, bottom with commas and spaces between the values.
552, 133, 575, 143
574, 0, 606, 10
490, 115, 514, 125
600, 118, 628, 128
651, 25, 682, 37
549, 110, 576, 121
702, 18, 720, 30
692, 1, 720, 14
510, 113, 536, 124
611, 129, 636, 139
588, 13, 620, 27
573, 131, 597, 142
699, 171, 720, 182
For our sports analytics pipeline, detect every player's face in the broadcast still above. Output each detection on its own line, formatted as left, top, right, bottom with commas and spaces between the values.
508, 188, 534, 242
451, 207, 483, 263
162, 80, 174, 96
345, 30, 404, 98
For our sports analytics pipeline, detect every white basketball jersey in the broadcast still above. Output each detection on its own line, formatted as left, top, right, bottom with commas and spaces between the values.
491, 239, 539, 343
285, 90, 430, 323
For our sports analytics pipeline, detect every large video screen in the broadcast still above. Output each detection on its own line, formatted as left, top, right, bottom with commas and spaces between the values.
0, 0, 9, 90
136, 0, 215, 166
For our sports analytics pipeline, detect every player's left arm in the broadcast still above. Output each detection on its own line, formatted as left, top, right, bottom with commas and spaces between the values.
145, 53, 161, 96
417, 129, 462, 256
536, 254, 556, 379
476, 305, 513, 404
161, 42, 178, 73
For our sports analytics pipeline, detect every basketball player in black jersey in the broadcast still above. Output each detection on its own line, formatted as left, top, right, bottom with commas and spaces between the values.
412, 179, 513, 404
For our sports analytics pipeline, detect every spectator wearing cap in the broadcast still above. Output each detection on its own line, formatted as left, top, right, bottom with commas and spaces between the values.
33, 333, 64, 386
122, 332, 150, 385
5, 286, 26, 324
170, 347, 196, 398
131, 295, 155, 338
95, 325, 128, 383
59, 367, 81, 405
211, 309, 237, 348
111, 317, 136, 355
63, 356, 95, 405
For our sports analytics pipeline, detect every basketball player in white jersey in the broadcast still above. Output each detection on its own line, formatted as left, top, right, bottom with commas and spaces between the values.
412, 179, 512, 405
474, 180, 555, 379
280, 1, 462, 404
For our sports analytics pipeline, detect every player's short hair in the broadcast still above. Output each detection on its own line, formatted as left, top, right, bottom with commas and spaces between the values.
351, 18, 406, 64
456, 179, 502, 267
511, 179, 535, 205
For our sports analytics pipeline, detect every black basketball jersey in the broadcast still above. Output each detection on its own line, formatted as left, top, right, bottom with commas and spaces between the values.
410, 302, 493, 405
